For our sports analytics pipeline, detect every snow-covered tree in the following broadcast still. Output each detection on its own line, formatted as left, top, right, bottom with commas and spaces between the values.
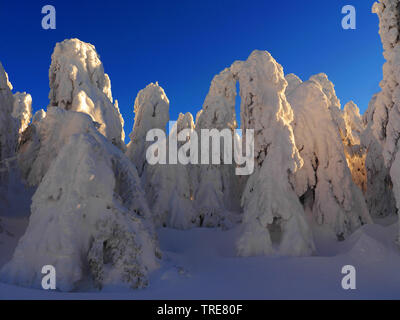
0, 63, 18, 167
126, 83, 198, 229
305, 74, 368, 194
286, 78, 371, 239
126, 82, 169, 175
390, 152, 400, 243
1, 114, 160, 291
48, 39, 125, 149
231, 50, 314, 256
146, 112, 197, 229
362, 0, 399, 217
0, 63, 19, 211
193, 68, 242, 228
12, 92, 32, 138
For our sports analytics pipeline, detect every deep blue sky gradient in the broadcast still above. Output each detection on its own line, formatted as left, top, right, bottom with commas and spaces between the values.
0, 0, 384, 142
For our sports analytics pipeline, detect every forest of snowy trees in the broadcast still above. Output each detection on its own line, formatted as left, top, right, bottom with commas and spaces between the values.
0, 0, 400, 293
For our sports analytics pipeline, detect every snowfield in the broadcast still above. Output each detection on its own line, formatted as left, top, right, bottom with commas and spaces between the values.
1, 218, 400, 299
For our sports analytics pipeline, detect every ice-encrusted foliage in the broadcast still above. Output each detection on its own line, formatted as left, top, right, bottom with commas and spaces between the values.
343, 101, 367, 192
126, 82, 169, 175
193, 69, 242, 228
231, 50, 314, 256
12, 92, 32, 138
48, 39, 125, 148
362, 0, 400, 217
1, 124, 159, 291
287, 80, 371, 239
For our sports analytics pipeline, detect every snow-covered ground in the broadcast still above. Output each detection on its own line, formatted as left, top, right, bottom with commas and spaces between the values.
1, 215, 400, 299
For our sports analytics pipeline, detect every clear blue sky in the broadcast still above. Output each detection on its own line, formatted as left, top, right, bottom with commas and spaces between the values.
0, 0, 384, 141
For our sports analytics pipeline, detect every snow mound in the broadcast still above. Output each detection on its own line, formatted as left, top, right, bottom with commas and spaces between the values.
1, 126, 160, 291
48, 39, 125, 149
341, 225, 395, 263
